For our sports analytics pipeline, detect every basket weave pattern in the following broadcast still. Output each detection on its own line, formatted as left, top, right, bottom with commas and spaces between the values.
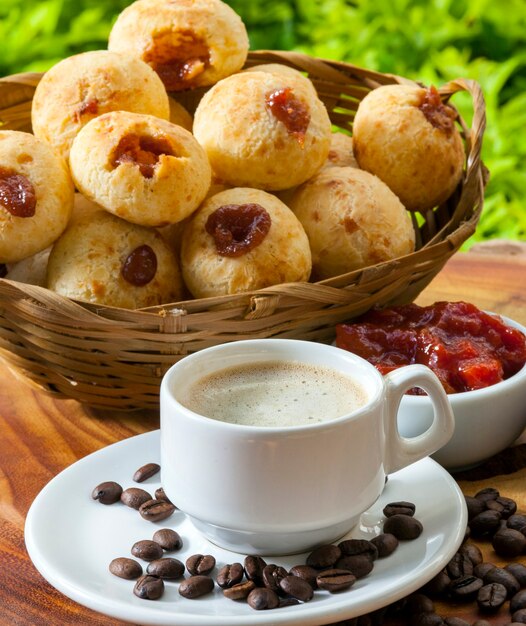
0, 51, 487, 410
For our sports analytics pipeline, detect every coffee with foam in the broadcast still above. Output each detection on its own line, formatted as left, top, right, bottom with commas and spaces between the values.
178, 360, 368, 427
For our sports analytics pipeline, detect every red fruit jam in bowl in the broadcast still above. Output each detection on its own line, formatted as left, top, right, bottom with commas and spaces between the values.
336, 301, 526, 394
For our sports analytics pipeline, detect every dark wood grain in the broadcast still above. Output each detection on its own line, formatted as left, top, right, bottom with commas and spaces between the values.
1, 252, 525, 626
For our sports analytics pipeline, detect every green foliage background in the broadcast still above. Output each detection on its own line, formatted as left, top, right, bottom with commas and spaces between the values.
1, 0, 525, 246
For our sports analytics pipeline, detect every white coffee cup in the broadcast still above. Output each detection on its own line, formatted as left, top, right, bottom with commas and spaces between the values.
160, 339, 454, 555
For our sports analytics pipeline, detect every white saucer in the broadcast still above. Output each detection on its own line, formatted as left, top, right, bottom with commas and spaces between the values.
25, 430, 467, 626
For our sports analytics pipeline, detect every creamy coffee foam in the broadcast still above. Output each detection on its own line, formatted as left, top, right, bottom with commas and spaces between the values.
179, 360, 368, 427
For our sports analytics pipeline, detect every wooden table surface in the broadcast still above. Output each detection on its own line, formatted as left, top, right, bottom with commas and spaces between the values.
1, 251, 526, 626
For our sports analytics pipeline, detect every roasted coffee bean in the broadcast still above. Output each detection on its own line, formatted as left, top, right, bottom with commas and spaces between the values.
405, 592, 434, 614
146, 558, 184, 579
447, 551, 474, 579
474, 562, 496, 578
495, 496, 517, 518
278, 598, 300, 608
133, 462, 160, 483
511, 609, 526, 623
444, 618, 470, 626
186, 553, 216, 576
472, 621, 491, 626
460, 542, 483, 566
133, 574, 164, 600
279, 575, 313, 602
91, 481, 122, 504
152, 528, 182, 551
477, 582, 507, 611
410, 613, 444, 626
179, 575, 215, 599
138, 499, 175, 522
506, 563, 526, 586
383, 514, 423, 540
154, 487, 173, 504
475, 487, 499, 503
306, 544, 341, 569
244, 555, 267, 586
511, 589, 526, 613
131, 540, 164, 562
335, 554, 374, 579
423, 570, 451, 597
469, 510, 502, 537
383, 501, 416, 517
247, 587, 279, 610
448, 574, 483, 600
338, 539, 378, 560
262, 564, 288, 595
464, 496, 485, 520
217, 563, 244, 589
289, 564, 319, 589
484, 567, 520, 597
371, 533, 399, 558
120, 487, 152, 510
316, 568, 356, 592
486, 499, 506, 514
492, 528, 526, 557
508, 514, 526, 531
223, 580, 256, 600
109, 557, 142, 580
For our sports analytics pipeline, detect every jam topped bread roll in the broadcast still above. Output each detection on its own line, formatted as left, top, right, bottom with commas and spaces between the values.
193, 70, 331, 190
352, 84, 465, 212
289, 167, 415, 280
31, 50, 170, 161
0, 131, 74, 264
180, 187, 312, 298
108, 0, 249, 91
69, 111, 211, 227
47, 209, 183, 309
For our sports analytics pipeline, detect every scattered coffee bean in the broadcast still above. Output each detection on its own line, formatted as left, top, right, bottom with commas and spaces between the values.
465, 496, 485, 520
423, 570, 451, 597
447, 551, 474, 579
154, 487, 173, 504
131, 540, 164, 562
383, 514, 423, 540
338, 538, 378, 560
336, 554, 374, 579
262, 564, 288, 595
289, 564, 319, 589
405, 593, 434, 614
383, 501, 416, 517
507, 514, 526, 531
459, 542, 483, 566
179, 575, 215, 599
217, 563, 244, 589
133, 462, 160, 483
477, 582, 507, 611
474, 562, 496, 578
492, 528, 526, 557
484, 567, 520, 598
512, 609, 526, 623
495, 496, 517, 518
448, 574, 483, 600
506, 563, 526, 586
109, 557, 142, 580
370, 533, 399, 558
120, 487, 152, 510
138, 498, 175, 522
444, 618, 470, 626
91, 481, 122, 505
186, 554, 216, 576
244, 555, 267, 586
316, 568, 356, 592
133, 574, 164, 600
223, 580, 256, 600
278, 597, 301, 608
247, 587, 279, 610
410, 612, 444, 625
475, 487, 499, 503
306, 544, 342, 569
146, 557, 184, 579
511, 589, 526, 613
279, 575, 313, 602
152, 528, 182, 551
472, 621, 491, 626
469, 510, 502, 537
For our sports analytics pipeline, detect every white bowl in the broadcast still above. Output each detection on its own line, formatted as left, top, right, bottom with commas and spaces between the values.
397, 314, 526, 472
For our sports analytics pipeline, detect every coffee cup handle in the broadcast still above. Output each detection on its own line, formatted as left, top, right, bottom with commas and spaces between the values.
382, 364, 455, 474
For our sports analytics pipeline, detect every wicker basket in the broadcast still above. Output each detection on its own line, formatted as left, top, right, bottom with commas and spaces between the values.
0, 50, 487, 410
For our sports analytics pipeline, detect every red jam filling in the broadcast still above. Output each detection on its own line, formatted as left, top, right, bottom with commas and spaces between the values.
336, 301, 526, 394
111, 134, 174, 179
266, 87, 310, 146
205, 203, 271, 258
121, 245, 158, 286
0, 166, 36, 218
418, 86, 457, 135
